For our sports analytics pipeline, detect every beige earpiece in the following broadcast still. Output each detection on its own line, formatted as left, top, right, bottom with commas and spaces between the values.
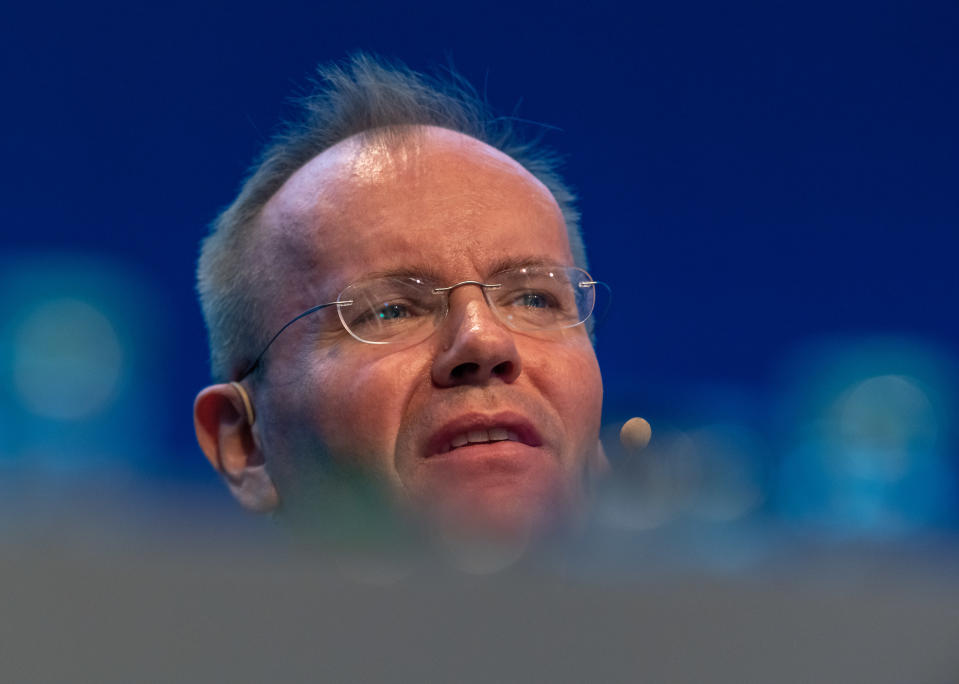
229, 381, 256, 425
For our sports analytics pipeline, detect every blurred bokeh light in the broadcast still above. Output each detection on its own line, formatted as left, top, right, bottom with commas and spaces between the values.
0, 252, 168, 478
775, 337, 957, 537
13, 297, 123, 421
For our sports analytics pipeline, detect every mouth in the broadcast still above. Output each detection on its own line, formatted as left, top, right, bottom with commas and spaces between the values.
426, 412, 543, 457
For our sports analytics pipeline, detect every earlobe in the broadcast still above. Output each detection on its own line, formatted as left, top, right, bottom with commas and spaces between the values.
224, 463, 279, 513
193, 384, 279, 513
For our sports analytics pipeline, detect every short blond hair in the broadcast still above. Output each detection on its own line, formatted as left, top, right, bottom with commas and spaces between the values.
198, 53, 585, 381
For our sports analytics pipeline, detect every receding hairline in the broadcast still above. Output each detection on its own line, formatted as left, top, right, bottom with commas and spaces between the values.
259, 124, 562, 232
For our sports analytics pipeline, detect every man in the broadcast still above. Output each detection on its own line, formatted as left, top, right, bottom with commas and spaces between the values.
193, 54, 606, 543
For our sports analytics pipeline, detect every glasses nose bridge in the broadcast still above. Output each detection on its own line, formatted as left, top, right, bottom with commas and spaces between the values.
432, 279, 502, 320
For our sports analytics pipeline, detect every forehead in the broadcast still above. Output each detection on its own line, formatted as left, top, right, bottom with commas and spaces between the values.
259, 126, 572, 301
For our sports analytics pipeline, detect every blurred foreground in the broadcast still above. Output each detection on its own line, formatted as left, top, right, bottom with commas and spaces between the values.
1, 476, 958, 683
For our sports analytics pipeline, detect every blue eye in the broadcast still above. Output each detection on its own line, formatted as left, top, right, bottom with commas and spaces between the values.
377, 303, 412, 320
516, 292, 553, 309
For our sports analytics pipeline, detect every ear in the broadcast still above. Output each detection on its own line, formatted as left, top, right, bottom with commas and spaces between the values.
193, 383, 279, 513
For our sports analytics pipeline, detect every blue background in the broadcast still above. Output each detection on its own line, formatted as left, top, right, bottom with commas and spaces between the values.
2, 0, 957, 537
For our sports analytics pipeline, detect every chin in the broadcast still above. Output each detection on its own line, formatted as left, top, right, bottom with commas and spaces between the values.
422, 475, 579, 543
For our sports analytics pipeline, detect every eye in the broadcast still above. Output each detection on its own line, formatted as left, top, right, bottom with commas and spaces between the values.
347, 297, 429, 330
336, 276, 441, 343
514, 291, 554, 309
375, 302, 413, 320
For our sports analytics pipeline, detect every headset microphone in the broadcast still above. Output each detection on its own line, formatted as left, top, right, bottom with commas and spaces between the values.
619, 416, 652, 453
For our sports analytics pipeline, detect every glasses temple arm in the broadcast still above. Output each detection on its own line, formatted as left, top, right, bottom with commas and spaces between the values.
235, 300, 346, 381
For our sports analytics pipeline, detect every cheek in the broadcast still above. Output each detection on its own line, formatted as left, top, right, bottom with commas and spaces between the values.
527, 337, 603, 450
256, 348, 429, 511
297, 350, 428, 472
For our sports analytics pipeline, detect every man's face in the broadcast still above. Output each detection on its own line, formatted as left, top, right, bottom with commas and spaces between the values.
252, 127, 603, 538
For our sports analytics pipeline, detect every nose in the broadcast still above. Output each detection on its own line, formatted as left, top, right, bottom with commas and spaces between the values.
431, 286, 522, 387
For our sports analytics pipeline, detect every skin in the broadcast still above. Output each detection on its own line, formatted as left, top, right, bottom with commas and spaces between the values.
195, 126, 604, 541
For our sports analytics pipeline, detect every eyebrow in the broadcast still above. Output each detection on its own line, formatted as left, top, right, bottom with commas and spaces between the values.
485, 255, 558, 277
357, 264, 447, 284
354, 256, 562, 285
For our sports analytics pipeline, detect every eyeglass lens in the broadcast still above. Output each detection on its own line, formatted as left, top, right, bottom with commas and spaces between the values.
336, 266, 595, 344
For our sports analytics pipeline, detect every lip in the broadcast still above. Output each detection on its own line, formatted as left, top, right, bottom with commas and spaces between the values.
424, 411, 544, 458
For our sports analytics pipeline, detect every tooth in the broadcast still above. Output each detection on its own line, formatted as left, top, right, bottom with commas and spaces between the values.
506, 430, 519, 442
451, 433, 468, 447
468, 429, 489, 444
489, 427, 508, 441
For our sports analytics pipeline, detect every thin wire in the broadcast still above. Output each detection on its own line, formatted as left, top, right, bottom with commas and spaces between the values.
236, 300, 348, 381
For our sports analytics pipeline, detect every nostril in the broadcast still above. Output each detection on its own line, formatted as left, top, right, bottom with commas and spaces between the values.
450, 362, 480, 379
492, 360, 514, 377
